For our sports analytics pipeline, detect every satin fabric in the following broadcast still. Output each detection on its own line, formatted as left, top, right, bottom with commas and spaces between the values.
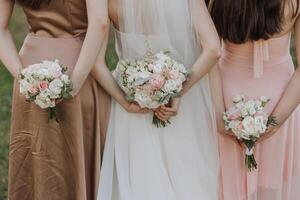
8, 1, 111, 199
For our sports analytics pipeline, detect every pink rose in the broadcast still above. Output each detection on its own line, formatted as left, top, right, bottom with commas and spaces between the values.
28, 86, 38, 95
228, 113, 240, 120
149, 74, 165, 90
236, 122, 244, 131
39, 81, 49, 90
148, 64, 154, 71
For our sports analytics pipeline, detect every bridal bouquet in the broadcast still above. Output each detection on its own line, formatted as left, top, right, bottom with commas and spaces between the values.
19, 60, 73, 120
223, 95, 277, 171
113, 51, 189, 128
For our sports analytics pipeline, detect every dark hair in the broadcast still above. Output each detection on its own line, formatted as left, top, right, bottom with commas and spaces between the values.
16, 0, 51, 9
208, 0, 299, 44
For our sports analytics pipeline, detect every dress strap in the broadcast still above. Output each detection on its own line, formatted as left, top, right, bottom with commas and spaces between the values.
253, 39, 270, 79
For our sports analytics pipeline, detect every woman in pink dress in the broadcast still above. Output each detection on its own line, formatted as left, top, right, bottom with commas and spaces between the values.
208, 0, 300, 199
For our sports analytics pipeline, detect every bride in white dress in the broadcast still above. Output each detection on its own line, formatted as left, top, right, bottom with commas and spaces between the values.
93, 0, 221, 199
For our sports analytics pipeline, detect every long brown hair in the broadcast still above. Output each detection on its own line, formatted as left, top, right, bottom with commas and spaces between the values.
208, 0, 299, 44
16, 0, 51, 9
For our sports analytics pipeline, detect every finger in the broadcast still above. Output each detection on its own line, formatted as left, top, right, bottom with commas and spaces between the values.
155, 111, 169, 121
156, 110, 169, 120
139, 108, 150, 114
160, 105, 177, 113
157, 108, 175, 116
154, 112, 167, 121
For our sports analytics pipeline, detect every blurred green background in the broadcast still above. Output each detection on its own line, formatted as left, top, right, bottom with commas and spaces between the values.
0, 5, 298, 200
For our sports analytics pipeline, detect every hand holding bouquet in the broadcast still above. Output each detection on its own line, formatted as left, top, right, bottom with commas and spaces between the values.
223, 95, 277, 171
19, 60, 73, 121
113, 51, 189, 128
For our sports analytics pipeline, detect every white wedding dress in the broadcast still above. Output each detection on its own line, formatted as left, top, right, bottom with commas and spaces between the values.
98, 0, 219, 199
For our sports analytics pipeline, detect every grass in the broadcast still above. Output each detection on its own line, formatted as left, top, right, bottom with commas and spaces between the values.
0, 6, 298, 200
0, 6, 27, 200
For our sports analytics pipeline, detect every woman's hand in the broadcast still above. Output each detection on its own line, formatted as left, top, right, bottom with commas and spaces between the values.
154, 98, 181, 121
256, 124, 280, 143
124, 101, 150, 114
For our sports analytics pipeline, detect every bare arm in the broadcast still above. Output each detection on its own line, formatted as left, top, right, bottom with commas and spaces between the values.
258, 13, 300, 142
0, 0, 23, 78
91, 29, 148, 113
70, 0, 109, 96
271, 70, 300, 127
182, 0, 221, 94
271, 14, 300, 125
272, 69, 300, 124
209, 63, 227, 128
156, 0, 221, 121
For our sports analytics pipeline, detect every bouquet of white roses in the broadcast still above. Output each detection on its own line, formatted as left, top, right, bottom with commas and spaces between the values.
19, 60, 73, 120
113, 51, 189, 128
223, 95, 277, 171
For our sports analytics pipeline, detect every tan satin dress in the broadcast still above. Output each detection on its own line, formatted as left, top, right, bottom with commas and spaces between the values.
8, 1, 111, 200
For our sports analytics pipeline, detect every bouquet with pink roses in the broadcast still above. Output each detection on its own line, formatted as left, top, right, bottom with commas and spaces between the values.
223, 95, 277, 171
19, 60, 73, 120
113, 51, 189, 128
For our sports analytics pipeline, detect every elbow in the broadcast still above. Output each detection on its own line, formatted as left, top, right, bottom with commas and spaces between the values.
99, 18, 109, 33
0, 24, 9, 32
208, 45, 221, 60
89, 17, 109, 33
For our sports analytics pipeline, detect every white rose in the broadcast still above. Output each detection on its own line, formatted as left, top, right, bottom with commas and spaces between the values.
254, 116, 267, 134
36, 68, 50, 80
177, 64, 187, 74
242, 116, 257, 135
34, 90, 56, 109
134, 71, 151, 86
156, 52, 170, 62
134, 90, 159, 109
153, 63, 164, 74
178, 73, 187, 82
163, 80, 182, 93
49, 79, 64, 96
19, 80, 30, 94
168, 69, 180, 80
260, 96, 269, 103
60, 74, 70, 84
233, 94, 245, 103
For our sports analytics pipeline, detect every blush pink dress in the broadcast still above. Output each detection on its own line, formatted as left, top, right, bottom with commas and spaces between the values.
218, 33, 300, 200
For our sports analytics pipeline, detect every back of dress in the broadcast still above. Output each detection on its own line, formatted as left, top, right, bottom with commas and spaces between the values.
22, 0, 87, 38
9, 1, 111, 200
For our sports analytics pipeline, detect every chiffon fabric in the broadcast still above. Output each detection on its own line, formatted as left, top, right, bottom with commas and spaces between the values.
218, 33, 300, 200
8, 1, 111, 200
97, 23, 219, 200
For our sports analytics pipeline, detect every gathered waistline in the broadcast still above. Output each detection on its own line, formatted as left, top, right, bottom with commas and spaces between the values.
26, 32, 85, 42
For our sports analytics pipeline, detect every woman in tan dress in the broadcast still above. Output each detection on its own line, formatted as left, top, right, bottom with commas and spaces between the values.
0, 0, 111, 199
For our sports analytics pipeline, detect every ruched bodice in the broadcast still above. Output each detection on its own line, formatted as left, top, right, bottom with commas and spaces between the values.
22, 0, 87, 37
222, 34, 291, 78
